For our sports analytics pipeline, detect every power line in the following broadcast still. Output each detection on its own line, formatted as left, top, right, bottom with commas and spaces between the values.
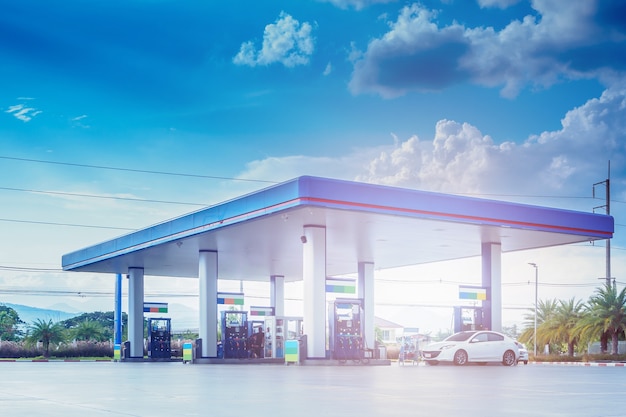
2, 155, 623, 204
0, 265, 64, 273
453, 191, 591, 200
0, 155, 278, 184
0, 218, 136, 231
1, 263, 619, 287
0, 186, 207, 206
372, 278, 603, 288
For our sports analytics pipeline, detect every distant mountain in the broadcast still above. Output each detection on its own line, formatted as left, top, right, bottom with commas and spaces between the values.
47, 303, 85, 314
2, 301, 198, 329
2, 303, 81, 325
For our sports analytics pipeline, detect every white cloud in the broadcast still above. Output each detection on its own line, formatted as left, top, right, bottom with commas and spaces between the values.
358, 86, 626, 196
349, 5, 468, 98
239, 83, 626, 206
356, 120, 510, 193
71, 114, 90, 128
233, 12, 315, 68
323, 62, 333, 76
349, 1, 626, 98
477, 0, 522, 8
5, 104, 42, 122
317, 0, 398, 10
236, 151, 381, 184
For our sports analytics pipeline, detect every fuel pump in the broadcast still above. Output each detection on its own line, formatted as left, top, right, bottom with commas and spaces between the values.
221, 310, 248, 358
453, 306, 486, 332
329, 299, 364, 361
147, 318, 171, 360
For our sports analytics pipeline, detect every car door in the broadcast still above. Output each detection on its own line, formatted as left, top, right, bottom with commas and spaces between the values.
468, 332, 490, 360
484, 332, 506, 360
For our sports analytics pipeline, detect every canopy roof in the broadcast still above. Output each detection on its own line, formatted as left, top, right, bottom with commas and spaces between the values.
62, 176, 613, 281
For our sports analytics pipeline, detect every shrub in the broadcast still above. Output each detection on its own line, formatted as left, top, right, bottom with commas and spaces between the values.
0, 341, 113, 359
0, 341, 43, 358
53, 342, 113, 358
531, 354, 582, 363
582, 353, 626, 363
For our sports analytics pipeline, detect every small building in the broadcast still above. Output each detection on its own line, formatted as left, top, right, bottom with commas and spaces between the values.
374, 316, 404, 345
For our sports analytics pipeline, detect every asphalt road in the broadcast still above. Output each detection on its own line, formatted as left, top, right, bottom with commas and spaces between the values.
1, 362, 625, 417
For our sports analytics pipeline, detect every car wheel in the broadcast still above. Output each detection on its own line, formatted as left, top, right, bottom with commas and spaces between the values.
524, 360, 528, 365
453, 350, 468, 366
502, 350, 516, 366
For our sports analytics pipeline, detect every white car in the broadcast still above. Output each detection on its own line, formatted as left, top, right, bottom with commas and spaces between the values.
422, 330, 519, 366
516, 341, 529, 365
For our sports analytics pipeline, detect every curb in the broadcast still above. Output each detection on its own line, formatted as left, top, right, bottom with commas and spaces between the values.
0, 359, 113, 363
530, 361, 626, 367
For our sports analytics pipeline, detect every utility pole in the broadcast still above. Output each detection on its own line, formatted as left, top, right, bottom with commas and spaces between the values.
593, 161, 612, 288
528, 263, 538, 357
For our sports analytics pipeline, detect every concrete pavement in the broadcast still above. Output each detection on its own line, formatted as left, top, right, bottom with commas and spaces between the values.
1, 361, 625, 416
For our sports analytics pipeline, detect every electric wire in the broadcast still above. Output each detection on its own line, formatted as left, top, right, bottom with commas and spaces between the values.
0, 218, 137, 231
0, 186, 208, 206
0, 155, 279, 184
2, 154, 623, 204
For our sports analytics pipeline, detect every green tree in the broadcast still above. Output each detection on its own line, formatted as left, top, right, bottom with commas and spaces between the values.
502, 323, 520, 340
61, 311, 127, 341
519, 298, 558, 351
26, 319, 67, 357
576, 284, 626, 355
0, 305, 24, 341
541, 297, 585, 356
72, 319, 106, 342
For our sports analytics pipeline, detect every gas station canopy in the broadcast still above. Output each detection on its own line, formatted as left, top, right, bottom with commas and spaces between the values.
62, 176, 614, 280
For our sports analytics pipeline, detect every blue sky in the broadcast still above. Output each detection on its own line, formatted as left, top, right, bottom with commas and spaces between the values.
1, 0, 626, 330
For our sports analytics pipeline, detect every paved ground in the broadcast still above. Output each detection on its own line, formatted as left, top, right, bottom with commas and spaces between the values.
1, 361, 626, 417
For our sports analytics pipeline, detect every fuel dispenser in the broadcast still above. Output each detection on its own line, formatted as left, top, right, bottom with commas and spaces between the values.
247, 320, 265, 358
329, 299, 364, 361
147, 318, 172, 360
453, 306, 486, 333
221, 310, 248, 358
263, 316, 303, 359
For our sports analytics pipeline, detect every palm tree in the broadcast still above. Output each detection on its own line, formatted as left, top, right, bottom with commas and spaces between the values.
576, 284, 626, 355
72, 319, 106, 342
519, 298, 558, 351
26, 319, 67, 357
541, 298, 585, 356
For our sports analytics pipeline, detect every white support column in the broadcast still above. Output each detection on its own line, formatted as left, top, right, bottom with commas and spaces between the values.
482, 242, 502, 332
270, 275, 285, 317
358, 262, 375, 350
302, 225, 326, 358
127, 267, 144, 358
199, 250, 218, 358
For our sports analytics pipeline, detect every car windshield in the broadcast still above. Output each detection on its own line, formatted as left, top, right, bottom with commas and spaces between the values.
444, 332, 476, 342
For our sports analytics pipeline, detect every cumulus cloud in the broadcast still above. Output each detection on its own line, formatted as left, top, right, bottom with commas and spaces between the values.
358, 82, 626, 196
239, 83, 626, 201
233, 12, 315, 68
5, 104, 42, 122
317, 0, 398, 10
349, 1, 626, 98
349, 5, 470, 98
